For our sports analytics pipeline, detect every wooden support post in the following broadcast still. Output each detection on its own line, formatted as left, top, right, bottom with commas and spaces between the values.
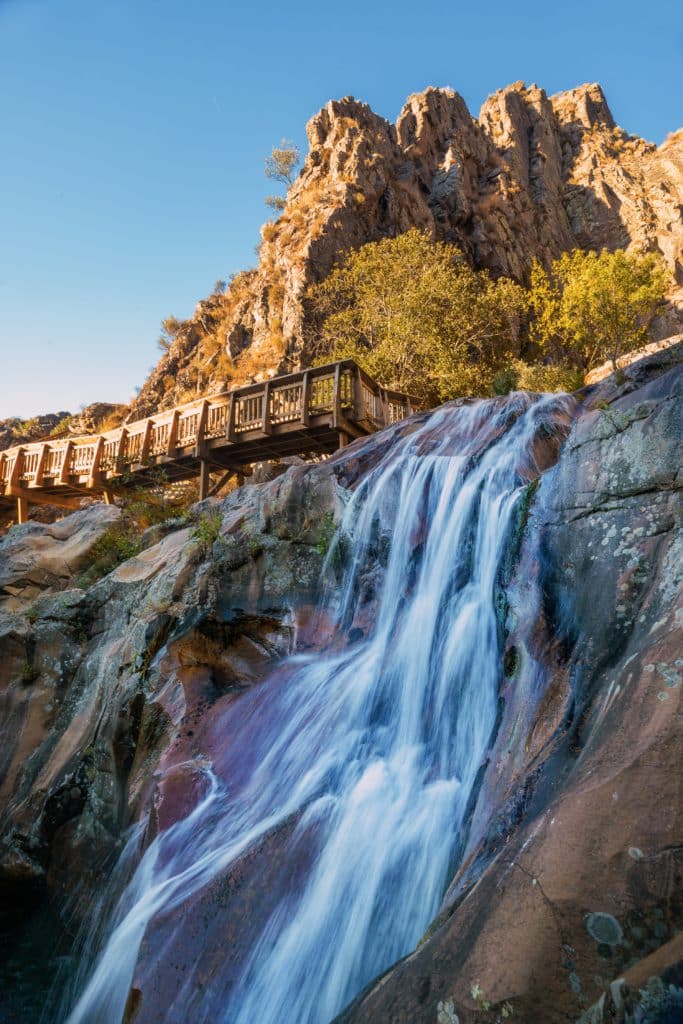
102, 488, 114, 505
337, 431, 349, 450
17, 496, 28, 524
235, 471, 245, 487
207, 469, 234, 499
199, 459, 210, 501
301, 371, 311, 427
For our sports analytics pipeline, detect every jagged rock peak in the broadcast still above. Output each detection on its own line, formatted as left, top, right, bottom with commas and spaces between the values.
302, 96, 398, 185
126, 79, 682, 420
396, 87, 473, 157
550, 81, 616, 130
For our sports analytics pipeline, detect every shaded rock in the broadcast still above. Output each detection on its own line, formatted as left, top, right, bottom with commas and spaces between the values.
0, 503, 121, 611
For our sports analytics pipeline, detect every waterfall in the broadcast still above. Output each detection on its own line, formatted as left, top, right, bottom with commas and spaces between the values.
61, 392, 575, 1024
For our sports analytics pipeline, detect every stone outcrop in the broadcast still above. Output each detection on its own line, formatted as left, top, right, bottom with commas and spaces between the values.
0, 346, 681, 1022
130, 81, 683, 418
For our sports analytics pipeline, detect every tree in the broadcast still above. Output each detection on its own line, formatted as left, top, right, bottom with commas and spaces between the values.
158, 315, 182, 352
528, 249, 668, 371
264, 140, 300, 212
307, 230, 527, 405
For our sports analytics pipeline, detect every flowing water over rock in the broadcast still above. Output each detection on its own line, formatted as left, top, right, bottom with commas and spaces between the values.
59, 393, 575, 1024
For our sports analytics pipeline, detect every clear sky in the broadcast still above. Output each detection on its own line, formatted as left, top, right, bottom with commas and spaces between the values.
1, 0, 681, 418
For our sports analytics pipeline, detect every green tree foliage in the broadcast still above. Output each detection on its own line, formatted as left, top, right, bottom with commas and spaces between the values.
528, 248, 668, 371
307, 230, 527, 404
492, 360, 585, 395
265, 140, 300, 212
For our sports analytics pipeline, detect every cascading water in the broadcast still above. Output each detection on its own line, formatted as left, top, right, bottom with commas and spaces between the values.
60, 392, 575, 1024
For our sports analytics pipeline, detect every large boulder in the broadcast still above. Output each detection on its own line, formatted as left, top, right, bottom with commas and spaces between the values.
0, 504, 121, 611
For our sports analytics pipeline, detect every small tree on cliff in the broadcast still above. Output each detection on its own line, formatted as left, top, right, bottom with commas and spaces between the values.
157, 315, 182, 352
264, 139, 301, 212
307, 229, 527, 405
528, 249, 668, 371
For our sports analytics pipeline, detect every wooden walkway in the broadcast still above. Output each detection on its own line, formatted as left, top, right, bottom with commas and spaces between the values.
0, 361, 416, 523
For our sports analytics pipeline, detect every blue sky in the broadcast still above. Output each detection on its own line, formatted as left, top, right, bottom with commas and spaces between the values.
0, 0, 681, 418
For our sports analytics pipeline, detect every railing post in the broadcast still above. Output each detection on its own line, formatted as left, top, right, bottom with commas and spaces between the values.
88, 437, 104, 490
167, 410, 180, 455
195, 400, 209, 457
116, 428, 128, 475
332, 363, 342, 429
262, 381, 272, 435
352, 365, 363, 423
35, 443, 48, 487
226, 392, 237, 442
301, 371, 311, 426
9, 448, 24, 493
59, 442, 73, 486
140, 420, 154, 464
379, 387, 390, 428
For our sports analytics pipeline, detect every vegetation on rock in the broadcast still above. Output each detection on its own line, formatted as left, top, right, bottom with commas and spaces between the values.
528, 248, 668, 371
265, 139, 301, 212
308, 232, 670, 402
307, 229, 526, 404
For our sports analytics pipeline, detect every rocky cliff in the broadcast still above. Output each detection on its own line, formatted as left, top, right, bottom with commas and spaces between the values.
0, 344, 680, 1022
129, 81, 683, 418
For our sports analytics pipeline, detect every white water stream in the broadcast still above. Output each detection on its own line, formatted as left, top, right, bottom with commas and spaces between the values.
62, 393, 574, 1024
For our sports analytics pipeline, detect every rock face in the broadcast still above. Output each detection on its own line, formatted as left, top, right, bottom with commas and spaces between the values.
0, 348, 681, 1023
130, 81, 683, 418
340, 346, 683, 1024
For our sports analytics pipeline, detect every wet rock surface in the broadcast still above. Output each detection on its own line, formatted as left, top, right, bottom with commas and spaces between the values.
0, 349, 681, 1023
339, 357, 682, 1022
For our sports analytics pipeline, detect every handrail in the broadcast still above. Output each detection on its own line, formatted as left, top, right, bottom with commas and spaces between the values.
0, 361, 418, 498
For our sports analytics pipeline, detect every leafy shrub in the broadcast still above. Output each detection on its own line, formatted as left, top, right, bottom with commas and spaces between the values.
528, 248, 668, 371
191, 510, 223, 557
307, 229, 527, 405
77, 522, 143, 588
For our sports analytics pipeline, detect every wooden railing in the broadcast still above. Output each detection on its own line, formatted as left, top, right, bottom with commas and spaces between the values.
0, 362, 417, 515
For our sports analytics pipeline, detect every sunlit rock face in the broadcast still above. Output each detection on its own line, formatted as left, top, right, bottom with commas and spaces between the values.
131, 81, 683, 418
0, 345, 681, 1024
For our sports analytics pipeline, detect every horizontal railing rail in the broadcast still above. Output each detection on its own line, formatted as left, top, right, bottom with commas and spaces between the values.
0, 361, 418, 506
